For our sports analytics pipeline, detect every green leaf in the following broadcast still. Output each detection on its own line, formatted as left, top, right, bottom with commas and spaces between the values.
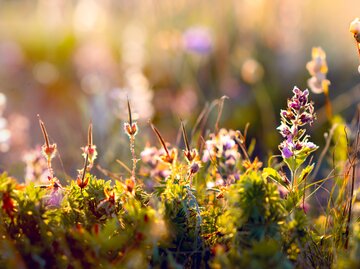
262, 167, 287, 188
297, 164, 314, 186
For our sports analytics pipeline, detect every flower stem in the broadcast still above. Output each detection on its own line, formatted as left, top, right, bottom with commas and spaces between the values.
130, 135, 137, 182
323, 85, 333, 120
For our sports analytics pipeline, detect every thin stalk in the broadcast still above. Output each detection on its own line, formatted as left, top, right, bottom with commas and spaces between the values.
38, 115, 50, 148
130, 135, 136, 181
82, 153, 89, 184
150, 123, 170, 158
38, 115, 54, 178
344, 120, 359, 249
345, 161, 356, 249
88, 122, 93, 147
127, 98, 137, 182
323, 84, 333, 120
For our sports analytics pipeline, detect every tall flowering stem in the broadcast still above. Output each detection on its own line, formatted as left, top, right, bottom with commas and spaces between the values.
181, 120, 201, 186
278, 87, 318, 190
150, 123, 177, 165
77, 122, 96, 190
81, 122, 98, 170
38, 115, 56, 178
124, 98, 138, 186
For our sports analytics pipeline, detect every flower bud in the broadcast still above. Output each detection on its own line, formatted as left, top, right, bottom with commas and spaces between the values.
350, 18, 360, 38
41, 143, 57, 161
77, 176, 89, 189
124, 122, 138, 137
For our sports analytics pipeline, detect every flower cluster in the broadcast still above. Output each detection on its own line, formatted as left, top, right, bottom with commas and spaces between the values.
306, 47, 330, 94
140, 145, 171, 179
278, 87, 318, 171
202, 129, 241, 186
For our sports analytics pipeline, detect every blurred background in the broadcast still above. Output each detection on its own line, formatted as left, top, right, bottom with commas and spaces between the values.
0, 0, 359, 181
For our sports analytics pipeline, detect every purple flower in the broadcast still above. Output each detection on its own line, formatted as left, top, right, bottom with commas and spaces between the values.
278, 86, 318, 171
289, 99, 300, 110
182, 27, 213, 55
281, 146, 293, 159
221, 135, 235, 150
189, 161, 200, 174
300, 113, 314, 125
295, 143, 303, 150
292, 87, 301, 96
44, 189, 63, 208
277, 124, 291, 138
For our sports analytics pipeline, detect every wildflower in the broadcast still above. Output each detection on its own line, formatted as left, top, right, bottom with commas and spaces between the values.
202, 140, 216, 163
306, 47, 330, 94
189, 160, 201, 175
182, 26, 213, 55
184, 148, 198, 163
81, 144, 97, 167
278, 87, 318, 172
349, 17, 360, 42
38, 117, 57, 172
202, 129, 241, 185
181, 120, 198, 163
151, 123, 177, 165
140, 145, 171, 179
76, 158, 90, 190
45, 189, 63, 208
124, 122, 138, 137
159, 148, 177, 165
76, 176, 89, 189
43, 176, 63, 208
81, 123, 97, 169
41, 140, 57, 162
45, 176, 62, 190
124, 98, 139, 183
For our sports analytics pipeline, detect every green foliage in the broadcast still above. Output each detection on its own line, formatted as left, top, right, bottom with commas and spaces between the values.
0, 101, 358, 268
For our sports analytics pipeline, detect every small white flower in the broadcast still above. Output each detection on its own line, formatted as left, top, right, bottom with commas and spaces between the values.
349, 17, 360, 36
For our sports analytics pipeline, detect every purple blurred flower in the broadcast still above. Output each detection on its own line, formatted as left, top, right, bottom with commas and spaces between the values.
221, 135, 235, 150
44, 189, 63, 208
202, 129, 240, 186
140, 146, 171, 179
182, 26, 213, 55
